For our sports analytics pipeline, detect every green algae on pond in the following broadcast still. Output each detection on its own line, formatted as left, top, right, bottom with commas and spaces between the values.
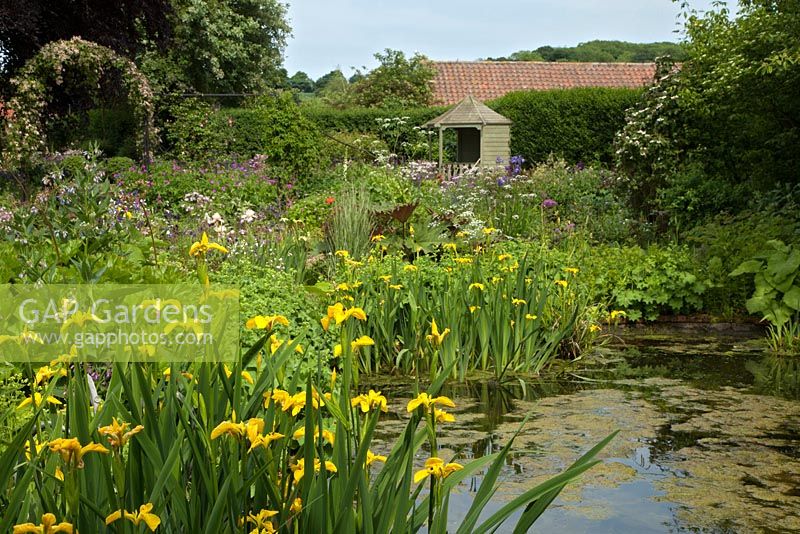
368, 327, 800, 533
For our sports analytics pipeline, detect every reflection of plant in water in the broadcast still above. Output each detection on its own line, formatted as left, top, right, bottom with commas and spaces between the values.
747, 354, 800, 399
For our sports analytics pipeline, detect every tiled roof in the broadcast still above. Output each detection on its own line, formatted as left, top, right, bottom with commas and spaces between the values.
431, 61, 656, 105
424, 95, 511, 128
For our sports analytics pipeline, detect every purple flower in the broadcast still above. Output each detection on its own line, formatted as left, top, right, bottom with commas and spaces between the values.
542, 198, 558, 209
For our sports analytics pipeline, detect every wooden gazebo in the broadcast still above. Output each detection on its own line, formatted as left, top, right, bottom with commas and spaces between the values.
424, 95, 512, 168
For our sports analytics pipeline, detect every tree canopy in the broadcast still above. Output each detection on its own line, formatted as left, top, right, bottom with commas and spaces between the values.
615, 0, 800, 216
489, 40, 687, 63
0, 0, 172, 90
0, 0, 291, 95
351, 49, 435, 108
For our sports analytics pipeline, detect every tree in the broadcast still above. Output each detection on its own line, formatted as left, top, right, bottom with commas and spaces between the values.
289, 71, 315, 93
351, 49, 435, 108
313, 69, 351, 107
0, 0, 172, 90
615, 0, 800, 217
492, 41, 687, 63
315, 69, 348, 93
139, 0, 291, 93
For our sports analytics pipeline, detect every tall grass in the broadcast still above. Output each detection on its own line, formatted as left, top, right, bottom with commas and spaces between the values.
326, 185, 375, 262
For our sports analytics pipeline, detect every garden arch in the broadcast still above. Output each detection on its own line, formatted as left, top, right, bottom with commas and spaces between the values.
3, 37, 154, 167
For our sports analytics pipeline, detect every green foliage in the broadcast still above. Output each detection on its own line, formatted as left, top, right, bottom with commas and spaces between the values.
303, 105, 444, 160
215, 260, 328, 354
685, 196, 800, 315
731, 240, 800, 327
351, 49, 436, 108
304, 103, 444, 136
491, 87, 641, 165
163, 94, 321, 175
2, 149, 180, 284
119, 158, 281, 219
0, 366, 25, 454
579, 244, 709, 321
289, 71, 316, 93
679, 0, 800, 189
494, 40, 687, 62
139, 0, 290, 93
615, 2, 800, 219
102, 156, 137, 177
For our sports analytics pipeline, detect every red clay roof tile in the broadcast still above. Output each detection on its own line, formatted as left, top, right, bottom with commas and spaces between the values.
431, 61, 656, 105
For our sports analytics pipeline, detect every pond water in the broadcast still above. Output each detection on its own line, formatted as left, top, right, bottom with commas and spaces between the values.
368, 325, 800, 533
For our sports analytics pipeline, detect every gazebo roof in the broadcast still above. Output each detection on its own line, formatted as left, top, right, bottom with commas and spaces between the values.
424, 95, 512, 128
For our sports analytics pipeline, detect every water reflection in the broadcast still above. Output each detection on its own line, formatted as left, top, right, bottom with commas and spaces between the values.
748, 353, 800, 399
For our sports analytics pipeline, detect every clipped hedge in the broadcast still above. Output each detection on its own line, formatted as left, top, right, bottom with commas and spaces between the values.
490, 87, 641, 165
302, 105, 446, 134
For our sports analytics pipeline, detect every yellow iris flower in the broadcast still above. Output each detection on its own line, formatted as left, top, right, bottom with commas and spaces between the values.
321, 303, 367, 331
468, 283, 485, 291
433, 408, 456, 423
413, 457, 464, 483
246, 509, 278, 533
425, 319, 450, 346
223, 364, 255, 385
105, 503, 161, 532
98, 417, 144, 449
17, 392, 62, 410
48, 438, 108, 469
407, 392, 456, 413
555, 280, 568, 288
245, 314, 289, 330
189, 232, 228, 257
292, 458, 337, 482
290, 498, 303, 514
350, 389, 388, 413
511, 298, 527, 306
366, 450, 388, 466
247, 419, 284, 452
210, 411, 246, 440
34, 365, 67, 386
13, 513, 74, 534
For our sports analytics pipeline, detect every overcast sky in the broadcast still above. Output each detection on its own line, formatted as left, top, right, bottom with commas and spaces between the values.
284, 0, 720, 80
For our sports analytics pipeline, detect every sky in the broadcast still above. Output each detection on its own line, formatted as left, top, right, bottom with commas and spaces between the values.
284, 0, 719, 80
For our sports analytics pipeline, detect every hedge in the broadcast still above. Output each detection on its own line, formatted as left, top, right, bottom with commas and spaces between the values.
489, 87, 642, 165
301, 105, 446, 135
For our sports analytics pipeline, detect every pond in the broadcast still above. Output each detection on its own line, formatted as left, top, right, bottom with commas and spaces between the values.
368, 325, 800, 533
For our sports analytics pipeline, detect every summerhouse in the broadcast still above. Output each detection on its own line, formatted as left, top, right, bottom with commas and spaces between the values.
423, 95, 512, 168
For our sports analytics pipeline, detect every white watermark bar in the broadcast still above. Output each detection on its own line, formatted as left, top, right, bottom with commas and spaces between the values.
0, 284, 239, 362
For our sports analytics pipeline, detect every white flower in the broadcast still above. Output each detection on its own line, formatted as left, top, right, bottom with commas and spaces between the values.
204, 212, 224, 226
240, 209, 257, 224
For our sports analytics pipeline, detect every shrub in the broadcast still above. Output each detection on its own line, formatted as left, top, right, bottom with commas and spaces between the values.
579, 243, 709, 321
491, 87, 641, 165
163, 94, 322, 177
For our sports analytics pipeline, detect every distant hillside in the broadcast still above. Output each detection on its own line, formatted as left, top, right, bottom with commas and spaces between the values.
488, 40, 687, 63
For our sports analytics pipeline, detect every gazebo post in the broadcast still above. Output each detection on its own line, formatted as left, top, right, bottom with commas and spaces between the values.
438, 127, 443, 170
